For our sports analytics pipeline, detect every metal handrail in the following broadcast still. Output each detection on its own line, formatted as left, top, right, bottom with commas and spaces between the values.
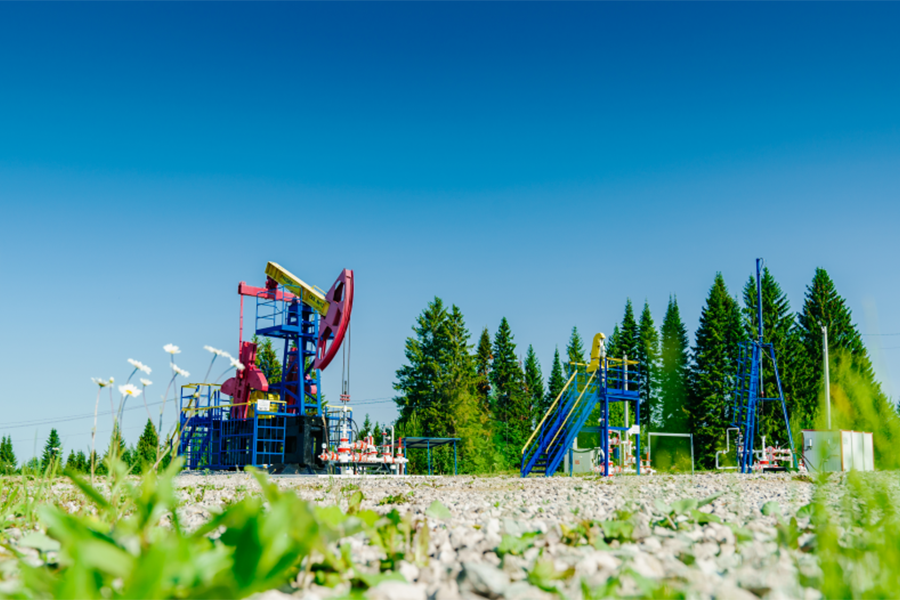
521, 371, 578, 455
545, 372, 596, 451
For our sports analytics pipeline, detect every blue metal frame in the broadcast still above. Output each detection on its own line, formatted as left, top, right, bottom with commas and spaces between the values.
521, 357, 643, 478
255, 287, 322, 416
179, 383, 293, 470
730, 259, 796, 473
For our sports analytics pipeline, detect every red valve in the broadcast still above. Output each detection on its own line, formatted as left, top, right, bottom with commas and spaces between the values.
314, 269, 354, 371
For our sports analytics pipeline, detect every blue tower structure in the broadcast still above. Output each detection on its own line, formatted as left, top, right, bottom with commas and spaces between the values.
730, 259, 796, 473
521, 348, 642, 478
255, 289, 322, 415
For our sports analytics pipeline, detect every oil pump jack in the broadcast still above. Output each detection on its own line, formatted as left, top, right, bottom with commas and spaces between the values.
179, 262, 355, 473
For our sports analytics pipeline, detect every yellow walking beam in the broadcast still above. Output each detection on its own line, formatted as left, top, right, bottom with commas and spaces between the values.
265, 261, 331, 316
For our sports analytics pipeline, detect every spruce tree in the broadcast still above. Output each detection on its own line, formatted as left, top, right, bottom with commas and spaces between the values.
253, 335, 282, 385
794, 268, 900, 464
741, 266, 800, 445
544, 348, 566, 418
41, 428, 62, 471
659, 296, 690, 433
491, 317, 529, 467
0, 436, 17, 474
394, 298, 494, 473
618, 299, 640, 361
523, 345, 545, 424
76, 450, 89, 473
565, 327, 586, 375
359, 414, 373, 439
136, 419, 159, 473
636, 301, 661, 428
688, 273, 745, 468
475, 327, 493, 409
65, 450, 78, 473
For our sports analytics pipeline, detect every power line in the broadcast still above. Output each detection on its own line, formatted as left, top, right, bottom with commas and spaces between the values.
0, 400, 168, 431
862, 333, 900, 336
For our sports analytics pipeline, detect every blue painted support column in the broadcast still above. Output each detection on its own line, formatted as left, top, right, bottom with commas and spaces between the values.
454, 441, 458, 475
252, 413, 259, 467
427, 440, 432, 475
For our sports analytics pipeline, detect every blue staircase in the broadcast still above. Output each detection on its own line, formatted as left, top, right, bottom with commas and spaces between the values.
522, 358, 643, 477
521, 371, 599, 477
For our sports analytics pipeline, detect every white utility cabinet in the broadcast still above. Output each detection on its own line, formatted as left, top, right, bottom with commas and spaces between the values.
802, 430, 874, 472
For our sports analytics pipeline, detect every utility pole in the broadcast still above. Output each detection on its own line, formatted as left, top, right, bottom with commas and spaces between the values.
821, 325, 831, 429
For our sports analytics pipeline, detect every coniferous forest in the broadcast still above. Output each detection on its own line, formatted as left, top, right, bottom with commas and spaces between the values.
393, 267, 900, 473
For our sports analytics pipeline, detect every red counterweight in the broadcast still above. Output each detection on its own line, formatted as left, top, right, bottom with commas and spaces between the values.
314, 269, 354, 371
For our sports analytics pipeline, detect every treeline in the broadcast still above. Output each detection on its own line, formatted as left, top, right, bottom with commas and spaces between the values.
0, 420, 169, 476
393, 267, 900, 473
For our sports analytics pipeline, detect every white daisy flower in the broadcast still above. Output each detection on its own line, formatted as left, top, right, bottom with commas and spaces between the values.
171, 364, 189, 378
163, 344, 181, 355
204, 345, 227, 356
118, 384, 142, 397
229, 357, 245, 371
109, 376, 115, 384
91, 377, 111, 387
140, 378, 152, 386
127, 359, 152, 374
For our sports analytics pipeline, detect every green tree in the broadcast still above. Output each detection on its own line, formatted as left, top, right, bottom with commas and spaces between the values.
253, 335, 282, 385
475, 327, 493, 409
394, 298, 495, 474
0, 435, 17, 474
794, 268, 900, 465
359, 414, 373, 439
75, 450, 89, 473
606, 300, 640, 428
741, 265, 801, 446
41, 428, 63, 472
543, 348, 566, 418
135, 419, 159, 473
636, 301, 661, 428
104, 424, 127, 467
491, 317, 530, 467
688, 273, 745, 468
565, 326, 586, 376
659, 296, 690, 433
523, 345, 544, 425
64, 450, 79, 473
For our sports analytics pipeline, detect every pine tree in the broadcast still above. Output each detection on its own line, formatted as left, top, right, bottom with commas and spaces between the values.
617, 299, 640, 361
636, 301, 661, 428
41, 428, 62, 471
394, 298, 494, 474
741, 265, 800, 446
104, 424, 127, 466
253, 335, 282, 385
475, 327, 493, 409
523, 345, 545, 424
64, 450, 78, 472
76, 450, 89, 473
135, 419, 159, 473
794, 268, 900, 464
544, 348, 566, 418
359, 414, 373, 439
373, 422, 383, 446
491, 317, 529, 467
688, 273, 745, 468
0, 436, 17, 474
659, 296, 690, 433
565, 327, 586, 376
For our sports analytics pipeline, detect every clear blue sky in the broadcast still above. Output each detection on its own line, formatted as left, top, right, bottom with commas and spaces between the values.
2, 3, 899, 460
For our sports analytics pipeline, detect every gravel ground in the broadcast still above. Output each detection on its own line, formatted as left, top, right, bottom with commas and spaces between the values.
174, 471, 823, 600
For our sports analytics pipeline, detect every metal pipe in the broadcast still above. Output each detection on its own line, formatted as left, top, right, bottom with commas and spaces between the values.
822, 325, 831, 429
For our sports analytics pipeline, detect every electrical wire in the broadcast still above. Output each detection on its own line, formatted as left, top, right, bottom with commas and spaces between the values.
0, 400, 167, 431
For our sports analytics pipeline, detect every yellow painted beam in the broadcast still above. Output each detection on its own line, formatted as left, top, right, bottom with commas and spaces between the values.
265, 262, 331, 316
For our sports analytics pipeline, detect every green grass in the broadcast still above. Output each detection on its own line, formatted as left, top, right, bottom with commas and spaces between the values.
1, 458, 898, 599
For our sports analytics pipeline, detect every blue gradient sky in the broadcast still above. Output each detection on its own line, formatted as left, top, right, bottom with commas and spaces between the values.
2, 3, 899, 460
